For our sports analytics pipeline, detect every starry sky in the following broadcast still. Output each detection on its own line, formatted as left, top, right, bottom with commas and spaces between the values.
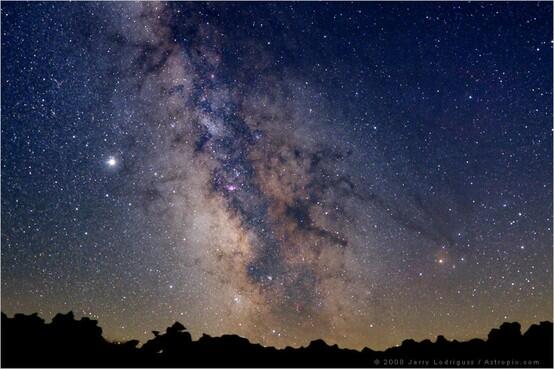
1, 2, 552, 351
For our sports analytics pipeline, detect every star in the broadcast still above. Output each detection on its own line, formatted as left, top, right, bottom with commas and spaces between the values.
106, 156, 117, 167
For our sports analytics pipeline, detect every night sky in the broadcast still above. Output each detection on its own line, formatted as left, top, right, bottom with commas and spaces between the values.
1, 2, 552, 350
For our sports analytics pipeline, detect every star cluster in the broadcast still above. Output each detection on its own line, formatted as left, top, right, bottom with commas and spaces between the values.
1, 2, 552, 350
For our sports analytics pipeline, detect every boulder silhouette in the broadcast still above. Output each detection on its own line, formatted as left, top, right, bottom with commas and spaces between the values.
141, 321, 192, 360
488, 322, 522, 345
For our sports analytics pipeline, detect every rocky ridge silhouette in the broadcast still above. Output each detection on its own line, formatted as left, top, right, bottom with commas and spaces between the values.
1, 312, 552, 367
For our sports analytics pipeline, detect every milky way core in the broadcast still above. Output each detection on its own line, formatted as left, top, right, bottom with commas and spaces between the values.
2, 2, 552, 350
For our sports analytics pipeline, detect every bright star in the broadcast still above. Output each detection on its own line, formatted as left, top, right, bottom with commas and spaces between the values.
106, 156, 117, 167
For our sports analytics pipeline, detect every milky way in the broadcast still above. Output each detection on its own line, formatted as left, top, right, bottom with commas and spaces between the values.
100, 2, 381, 343
2, 2, 552, 350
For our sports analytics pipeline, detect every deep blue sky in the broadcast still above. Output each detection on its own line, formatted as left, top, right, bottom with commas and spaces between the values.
2, 2, 552, 349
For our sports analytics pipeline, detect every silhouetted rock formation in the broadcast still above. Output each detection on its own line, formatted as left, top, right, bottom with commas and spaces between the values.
1, 311, 552, 367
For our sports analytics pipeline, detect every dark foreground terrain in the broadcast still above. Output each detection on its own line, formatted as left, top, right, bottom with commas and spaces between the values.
1, 312, 552, 367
